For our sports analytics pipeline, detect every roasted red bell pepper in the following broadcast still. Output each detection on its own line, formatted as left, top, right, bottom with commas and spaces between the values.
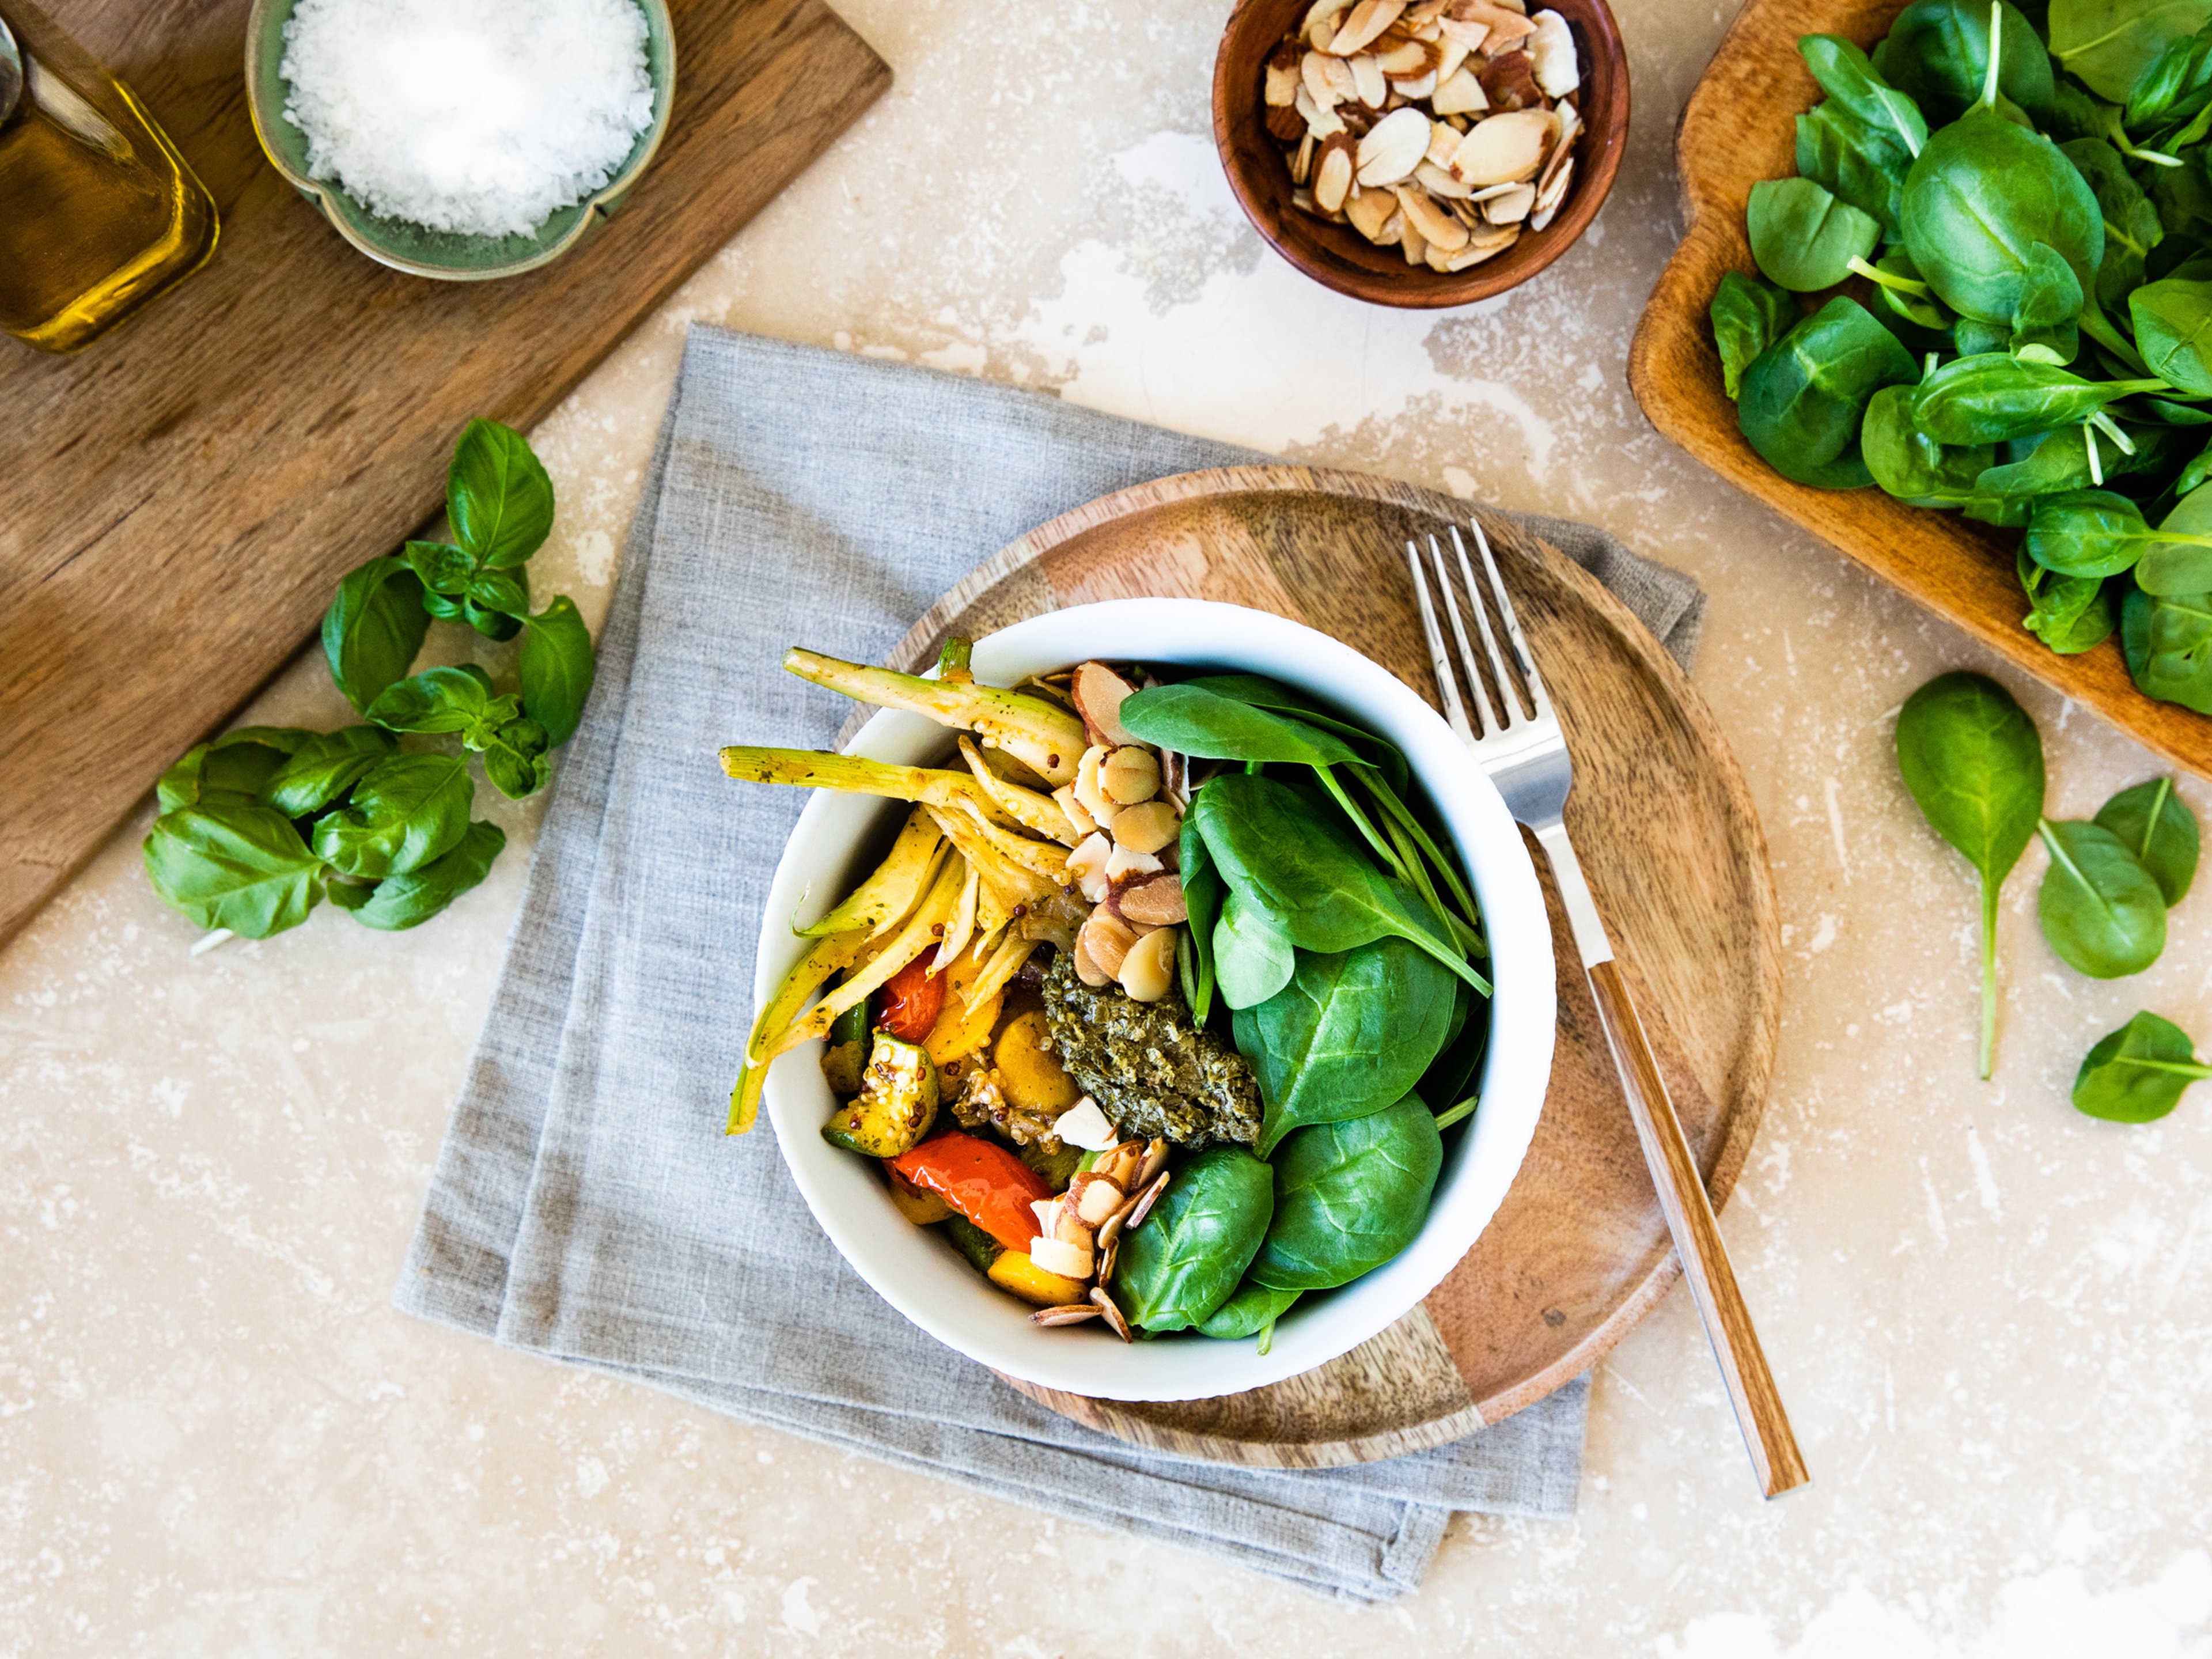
889, 1131, 1052, 1252
873, 952, 946, 1043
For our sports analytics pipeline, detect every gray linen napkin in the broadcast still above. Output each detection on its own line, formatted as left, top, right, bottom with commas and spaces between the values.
396, 325, 1704, 1601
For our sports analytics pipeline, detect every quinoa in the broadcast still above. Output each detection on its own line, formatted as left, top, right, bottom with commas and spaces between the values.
1040, 951, 1262, 1147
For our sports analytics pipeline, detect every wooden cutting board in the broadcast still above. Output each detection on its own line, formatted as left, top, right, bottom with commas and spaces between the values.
0, 0, 889, 947
878, 466, 1782, 1467
1627, 0, 2212, 783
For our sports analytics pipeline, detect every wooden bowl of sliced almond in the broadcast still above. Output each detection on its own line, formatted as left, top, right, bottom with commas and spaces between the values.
1214, 0, 1628, 307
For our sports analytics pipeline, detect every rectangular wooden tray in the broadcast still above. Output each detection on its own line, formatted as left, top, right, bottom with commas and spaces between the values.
0, 0, 890, 946
1627, 0, 2212, 781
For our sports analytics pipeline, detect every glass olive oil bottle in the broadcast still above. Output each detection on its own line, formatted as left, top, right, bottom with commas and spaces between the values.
0, 1, 218, 354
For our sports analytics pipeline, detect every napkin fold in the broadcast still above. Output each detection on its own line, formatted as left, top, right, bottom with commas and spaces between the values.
396, 325, 1704, 1601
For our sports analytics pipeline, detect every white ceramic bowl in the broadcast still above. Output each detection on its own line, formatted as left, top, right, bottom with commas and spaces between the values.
755, 599, 1558, 1401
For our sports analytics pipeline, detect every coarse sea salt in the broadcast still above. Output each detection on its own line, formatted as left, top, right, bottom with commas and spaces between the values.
279, 0, 655, 240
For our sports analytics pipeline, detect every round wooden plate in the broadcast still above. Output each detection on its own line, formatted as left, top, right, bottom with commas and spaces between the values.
880, 465, 1781, 1468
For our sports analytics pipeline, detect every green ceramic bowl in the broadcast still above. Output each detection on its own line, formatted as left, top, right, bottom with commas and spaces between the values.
243, 0, 676, 281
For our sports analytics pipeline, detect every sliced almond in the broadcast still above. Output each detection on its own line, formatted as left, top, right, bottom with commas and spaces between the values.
1532, 155, 1573, 224
1124, 1170, 1172, 1232
1267, 100, 1308, 143
1304, 0, 1355, 25
1313, 130, 1357, 213
1373, 35, 1439, 74
1328, 0, 1407, 55
1443, 229, 1518, 269
1400, 218, 1428, 266
1424, 121, 1461, 167
1450, 0, 1535, 36
1113, 871, 1188, 926
1066, 830, 1112, 902
1029, 1234, 1093, 1280
1054, 1096, 1119, 1152
1302, 50, 1343, 108
1482, 182, 1535, 222
1423, 239, 1455, 273
1073, 1174, 1124, 1226
1450, 107, 1552, 185
1078, 908, 1139, 978
1103, 842, 1162, 882
1430, 64, 1487, 114
1528, 7, 1580, 96
1291, 130, 1316, 185
1118, 926, 1177, 1003
1350, 52, 1388, 106
1137, 1138, 1171, 1188
1415, 160, 1472, 198
1406, 0, 1453, 21
1072, 932, 1111, 987
1355, 105, 1430, 186
1388, 68, 1438, 99
1438, 37, 1471, 82
1071, 662, 1139, 748
1031, 1304, 1102, 1327
1537, 115, 1577, 195
1394, 184, 1468, 251
1099, 745, 1160, 805
1266, 47, 1302, 107
1307, 11, 1340, 48
1109, 798, 1180, 855
1296, 83, 1346, 138
1478, 47, 1543, 110
1375, 203, 1406, 244
1090, 1286, 1134, 1343
1436, 16, 1489, 51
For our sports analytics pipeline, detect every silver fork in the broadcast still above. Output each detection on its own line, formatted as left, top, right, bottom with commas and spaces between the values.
1408, 522, 1809, 1500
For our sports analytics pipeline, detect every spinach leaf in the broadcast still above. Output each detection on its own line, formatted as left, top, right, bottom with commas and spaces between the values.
1247, 1094, 1444, 1292
2063, 138, 2165, 308
2130, 276, 2212, 393
1179, 816, 1223, 1022
2096, 775, 2200, 900
1796, 102, 1914, 236
1213, 886, 1298, 1010
142, 805, 324, 938
1978, 421, 2175, 496
480, 717, 552, 800
1112, 1146, 1274, 1333
2071, 1009, 2212, 1120
1737, 297, 1918, 487
1863, 384, 1994, 502
1177, 673, 1410, 790
2018, 548, 2119, 651
2049, 0, 2212, 103
1912, 355, 2164, 444
1895, 670, 2046, 1077
310, 753, 473, 880
2024, 488, 2156, 575
2123, 583, 2212, 709
1233, 935, 1458, 1154
518, 595, 596, 746
353, 819, 506, 930
2128, 20, 2212, 126
1120, 681, 1363, 769
2138, 481, 2212, 591
1881, 0, 2054, 115
1189, 774, 1475, 985
322, 555, 430, 715
446, 417, 555, 568
1801, 34, 1929, 157
2038, 816, 2167, 974
259, 725, 400, 817
366, 664, 521, 741
1195, 1283, 1301, 1343
1748, 177, 1883, 291
1421, 976, 1490, 1113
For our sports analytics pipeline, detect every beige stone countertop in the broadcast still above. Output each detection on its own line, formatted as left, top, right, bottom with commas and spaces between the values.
9, 0, 2212, 1652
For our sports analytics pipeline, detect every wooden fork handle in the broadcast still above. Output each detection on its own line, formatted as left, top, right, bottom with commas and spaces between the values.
1586, 957, 1810, 1499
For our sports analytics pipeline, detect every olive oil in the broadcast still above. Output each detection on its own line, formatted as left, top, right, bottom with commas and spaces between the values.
0, 2, 217, 354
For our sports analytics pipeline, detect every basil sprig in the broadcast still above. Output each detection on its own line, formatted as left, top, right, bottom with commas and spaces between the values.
142, 419, 594, 942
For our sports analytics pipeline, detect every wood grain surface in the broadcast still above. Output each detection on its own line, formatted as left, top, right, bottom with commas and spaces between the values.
1210, 0, 1630, 308
878, 466, 1783, 1468
0, 0, 889, 947
1627, 0, 2212, 782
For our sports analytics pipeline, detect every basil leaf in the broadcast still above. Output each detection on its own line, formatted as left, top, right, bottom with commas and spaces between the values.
142, 805, 323, 938
464, 599, 523, 641
1247, 1094, 1444, 1292
1195, 1283, 1301, 1341
323, 555, 430, 714
2094, 776, 2199, 903
2072, 1010, 2212, 1121
259, 725, 401, 816
480, 718, 552, 800
518, 594, 596, 746
1894, 671, 2045, 1077
403, 539, 475, 596
2037, 817, 2167, 977
157, 728, 315, 812
323, 877, 377, 912
467, 566, 531, 619
423, 588, 467, 622
353, 819, 505, 930
446, 417, 554, 568
1233, 935, 1458, 1155
366, 664, 509, 737
1112, 1146, 1274, 1334
310, 753, 473, 879
1212, 885, 1297, 1010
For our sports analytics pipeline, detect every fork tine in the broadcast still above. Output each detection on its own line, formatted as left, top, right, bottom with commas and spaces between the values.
1427, 535, 1503, 736
1466, 518, 1552, 717
1448, 525, 1525, 725
1404, 540, 1475, 743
